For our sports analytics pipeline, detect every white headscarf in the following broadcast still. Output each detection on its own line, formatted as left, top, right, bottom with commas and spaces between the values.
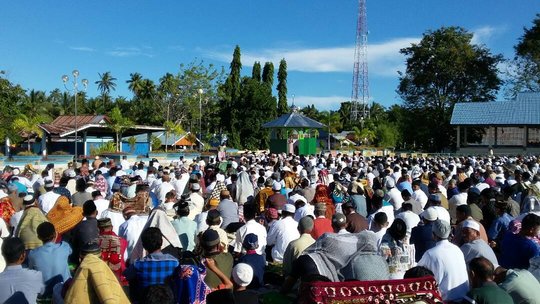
235, 171, 254, 205
130, 208, 182, 262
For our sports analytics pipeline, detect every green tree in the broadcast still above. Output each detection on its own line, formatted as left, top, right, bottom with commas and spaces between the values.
262, 62, 274, 87
397, 26, 502, 151
0, 77, 27, 142
277, 59, 288, 115
127, 72, 144, 97
95, 72, 117, 113
507, 14, 540, 96
13, 113, 50, 151
219, 46, 243, 148
163, 120, 184, 152
106, 106, 134, 152
252, 62, 261, 82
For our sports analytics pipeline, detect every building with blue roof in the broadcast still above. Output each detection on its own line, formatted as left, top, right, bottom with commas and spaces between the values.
450, 92, 540, 154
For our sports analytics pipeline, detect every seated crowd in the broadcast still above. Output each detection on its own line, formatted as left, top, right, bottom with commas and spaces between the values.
0, 153, 540, 303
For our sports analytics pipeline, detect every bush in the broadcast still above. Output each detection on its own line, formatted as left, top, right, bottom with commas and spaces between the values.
51, 150, 69, 155
17, 151, 37, 156
90, 142, 117, 155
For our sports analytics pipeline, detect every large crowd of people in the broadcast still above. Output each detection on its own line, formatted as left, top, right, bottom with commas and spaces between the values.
1, 152, 540, 303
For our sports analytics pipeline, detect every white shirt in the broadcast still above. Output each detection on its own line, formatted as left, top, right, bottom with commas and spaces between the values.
188, 192, 205, 221
173, 173, 189, 197
10, 210, 24, 236
267, 216, 300, 262
418, 240, 469, 301
448, 192, 468, 223
134, 169, 147, 180
38, 191, 60, 214
233, 219, 267, 255
195, 211, 209, 234
368, 206, 395, 230
157, 182, 175, 204
0, 218, 9, 272
100, 209, 125, 235
431, 206, 451, 224
412, 189, 428, 208
118, 214, 147, 260
385, 188, 404, 210
396, 210, 420, 235
294, 205, 315, 222
94, 198, 110, 219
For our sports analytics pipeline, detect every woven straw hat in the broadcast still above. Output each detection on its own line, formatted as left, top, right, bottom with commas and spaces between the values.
47, 196, 83, 234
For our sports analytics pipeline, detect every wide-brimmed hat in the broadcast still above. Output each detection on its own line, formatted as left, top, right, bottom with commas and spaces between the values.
47, 196, 83, 234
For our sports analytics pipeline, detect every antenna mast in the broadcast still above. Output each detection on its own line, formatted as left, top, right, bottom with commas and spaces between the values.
351, 0, 369, 122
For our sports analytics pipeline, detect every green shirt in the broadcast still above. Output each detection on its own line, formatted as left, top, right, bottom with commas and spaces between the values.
204, 252, 233, 289
466, 282, 513, 304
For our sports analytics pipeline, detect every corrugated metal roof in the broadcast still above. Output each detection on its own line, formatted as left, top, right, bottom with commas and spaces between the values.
262, 111, 326, 129
450, 92, 540, 125
122, 131, 199, 145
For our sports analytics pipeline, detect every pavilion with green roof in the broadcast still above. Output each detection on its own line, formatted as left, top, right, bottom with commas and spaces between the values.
262, 106, 326, 155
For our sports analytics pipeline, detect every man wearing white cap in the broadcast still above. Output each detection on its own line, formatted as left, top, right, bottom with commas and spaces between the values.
385, 178, 404, 211
232, 263, 258, 303
418, 219, 469, 302
38, 178, 60, 214
188, 183, 204, 220
460, 219, 499, 268
267, 204, 300, 262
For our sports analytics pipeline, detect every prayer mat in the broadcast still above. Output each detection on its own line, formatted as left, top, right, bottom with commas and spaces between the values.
299, 276, 443, 304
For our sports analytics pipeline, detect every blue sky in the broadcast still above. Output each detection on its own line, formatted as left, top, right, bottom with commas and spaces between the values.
1, 1, 539, 110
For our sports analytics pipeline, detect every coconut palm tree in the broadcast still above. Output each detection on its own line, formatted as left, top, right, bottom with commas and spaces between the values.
126, 72, 143, 97
13, 113, 50, 151
95, 72, 117, 113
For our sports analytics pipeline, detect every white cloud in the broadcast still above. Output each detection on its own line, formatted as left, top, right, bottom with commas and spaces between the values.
106, 47, 154, 58
204, 37, 420, 77
69, 46, 95, 52
472, 25, 505, 45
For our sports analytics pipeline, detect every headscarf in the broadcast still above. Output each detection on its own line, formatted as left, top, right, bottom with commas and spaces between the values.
17, 206, 48, 249
47, 196, 84, 235
235, 171, 254, 205
314, 184, 335, 219
130, 208, 182, 262
94, 174, 108, 196
303, 232, 371, 282
109, 191, 151, 214
209, 181, 227, 201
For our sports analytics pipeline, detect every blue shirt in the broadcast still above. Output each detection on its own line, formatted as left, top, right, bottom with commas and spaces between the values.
171, 217, 197, 252
238, 253, 265, 288
500, 231, 540, 269
0, 265, 44, 304
28, 241, 72, 295
410, 222, 437, 262
124, 252, 179, 288
488, 213, 513, 242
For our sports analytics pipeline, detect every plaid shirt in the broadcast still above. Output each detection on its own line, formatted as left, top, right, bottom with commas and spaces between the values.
125, 252, 179, 289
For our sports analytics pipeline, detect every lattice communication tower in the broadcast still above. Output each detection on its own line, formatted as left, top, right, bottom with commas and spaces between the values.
350, 0, 369, 121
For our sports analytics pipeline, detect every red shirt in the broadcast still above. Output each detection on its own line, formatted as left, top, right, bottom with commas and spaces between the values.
311, 217, 333, 239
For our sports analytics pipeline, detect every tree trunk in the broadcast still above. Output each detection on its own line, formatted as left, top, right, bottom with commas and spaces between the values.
165, 131, 169, 152
116, 133, 120, 152
27, 139, 31, 152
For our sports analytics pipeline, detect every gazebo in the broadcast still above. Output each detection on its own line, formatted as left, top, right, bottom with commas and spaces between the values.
262, 106, 325, 155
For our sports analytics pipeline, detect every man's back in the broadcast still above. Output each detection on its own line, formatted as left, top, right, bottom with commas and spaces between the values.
0, 265, 44, 304
217, 199, 239, 229
410, 224, 436, 263
418, 240, 469, 301
346, 212, 368, 233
